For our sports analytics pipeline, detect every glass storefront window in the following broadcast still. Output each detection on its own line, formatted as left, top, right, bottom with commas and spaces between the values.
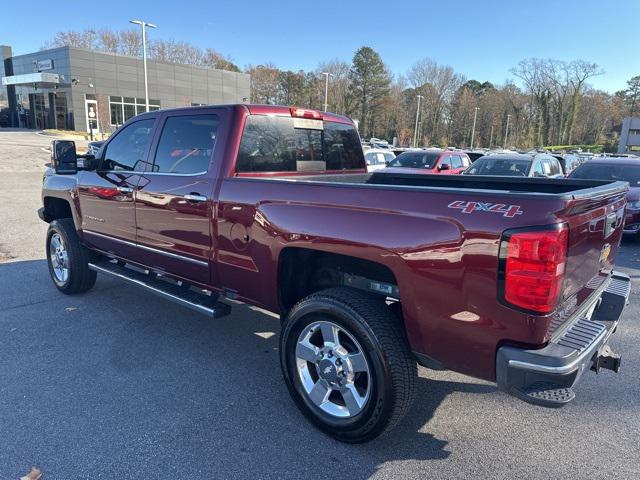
110, 101, 123, 125
123, 103, 136, 122
108, 95, 160, 126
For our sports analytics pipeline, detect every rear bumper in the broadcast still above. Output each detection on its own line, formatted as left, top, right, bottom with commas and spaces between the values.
496, 271, 631, 406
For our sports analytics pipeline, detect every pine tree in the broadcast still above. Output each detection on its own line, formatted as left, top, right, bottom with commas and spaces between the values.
348, 47, 391, 138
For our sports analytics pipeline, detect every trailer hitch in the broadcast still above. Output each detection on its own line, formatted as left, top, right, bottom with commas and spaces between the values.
591, 345, 621, 374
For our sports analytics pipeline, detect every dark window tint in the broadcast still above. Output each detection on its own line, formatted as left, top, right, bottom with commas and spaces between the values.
236, 116, 364, 173
153, 115, 219, 174
570, 163, 640, 185
465, 157, 531, 176
388, 151, 440, 169
323, 122, 365, 170
101, 119, 155, 171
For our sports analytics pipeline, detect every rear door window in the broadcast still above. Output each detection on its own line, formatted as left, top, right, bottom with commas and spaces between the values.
236, 116, 364, 173
152, 114, 219, 174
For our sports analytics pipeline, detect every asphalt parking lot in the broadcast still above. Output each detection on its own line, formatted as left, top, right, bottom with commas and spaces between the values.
0, 130, 639, 479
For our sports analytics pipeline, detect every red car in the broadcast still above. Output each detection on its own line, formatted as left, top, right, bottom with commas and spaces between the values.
570, 157, 640, 238
40, 105, 630, 443
384, 149, 470, 174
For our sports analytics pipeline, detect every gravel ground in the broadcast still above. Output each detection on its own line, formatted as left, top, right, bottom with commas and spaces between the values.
0, 130, 638, 479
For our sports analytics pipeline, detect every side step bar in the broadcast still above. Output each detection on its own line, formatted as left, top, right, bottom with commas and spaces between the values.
88, 260, 231, 318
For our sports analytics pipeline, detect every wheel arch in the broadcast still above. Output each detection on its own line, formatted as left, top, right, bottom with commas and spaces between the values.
277, 247, 400, 316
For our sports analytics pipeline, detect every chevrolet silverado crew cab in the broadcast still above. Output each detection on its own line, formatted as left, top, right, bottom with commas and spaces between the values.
39, 104, 631, 443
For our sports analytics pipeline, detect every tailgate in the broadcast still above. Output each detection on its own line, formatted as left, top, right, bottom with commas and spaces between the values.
555, 184, 628, 331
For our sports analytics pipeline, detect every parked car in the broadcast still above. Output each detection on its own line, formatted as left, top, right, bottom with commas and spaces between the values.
570, 157, 640, 238
384, 149, 471, 174
87, 140, 105, 156
552, 154, 581, 176
464, 150, 486, 162
40, 104, 629, 443
364, 148, 395, 172
463, 153, 564, 178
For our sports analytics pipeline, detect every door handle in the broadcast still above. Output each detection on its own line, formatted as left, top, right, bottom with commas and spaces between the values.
183, 194, 208, 202
117, 186, 133, 193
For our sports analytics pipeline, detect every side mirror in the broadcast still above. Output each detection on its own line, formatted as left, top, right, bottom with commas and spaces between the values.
51, 140, 77, 174
385, 160, 390, 167
438, 163, 451, 171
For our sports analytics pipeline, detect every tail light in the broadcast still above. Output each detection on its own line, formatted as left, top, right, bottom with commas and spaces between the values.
290, 107, 323, 120
499, 225, 568, 314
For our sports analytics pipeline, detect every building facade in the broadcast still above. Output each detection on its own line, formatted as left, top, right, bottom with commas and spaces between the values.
618, 117, 640, 156
0, 45, 250, 134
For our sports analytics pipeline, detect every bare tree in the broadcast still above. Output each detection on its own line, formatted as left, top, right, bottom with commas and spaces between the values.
408, 58, 464, 144
118, 29, 142, 57
316, 59, 351, 114
97, 29, 119, 54
564, 60, 603, 144
245, 63, 281, 104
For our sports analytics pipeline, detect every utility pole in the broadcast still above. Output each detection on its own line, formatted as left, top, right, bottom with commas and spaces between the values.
130, 19, 157, 112
470, 107, 479, 149
504, 114, 511, 148
413, 94, 423, 148
322, 72, 333, 112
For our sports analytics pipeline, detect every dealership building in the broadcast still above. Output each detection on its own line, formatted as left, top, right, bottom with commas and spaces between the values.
0, 44, 250, 133
618, 117, 640, 156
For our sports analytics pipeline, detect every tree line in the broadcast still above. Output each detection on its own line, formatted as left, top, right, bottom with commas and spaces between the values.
45, 30, 639, 149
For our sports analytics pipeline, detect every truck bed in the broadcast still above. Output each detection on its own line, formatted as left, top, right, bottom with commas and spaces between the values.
282, 171, 627, 198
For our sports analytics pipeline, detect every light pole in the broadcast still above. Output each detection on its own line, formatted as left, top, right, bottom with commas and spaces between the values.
470, 107, 479, 149
413, 94, 423, 148
504, 114, 511, 148
130, 19, 157, 112
322, 72, 333, 112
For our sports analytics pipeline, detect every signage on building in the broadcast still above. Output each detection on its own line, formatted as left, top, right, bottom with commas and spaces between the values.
33, 59, 54, 72
2, 72, 61, 86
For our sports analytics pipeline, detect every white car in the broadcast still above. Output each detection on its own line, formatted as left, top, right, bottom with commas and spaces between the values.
364, 149, 396, 172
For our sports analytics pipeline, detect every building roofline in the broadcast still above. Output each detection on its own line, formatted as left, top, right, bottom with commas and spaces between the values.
6, 44, 248, 77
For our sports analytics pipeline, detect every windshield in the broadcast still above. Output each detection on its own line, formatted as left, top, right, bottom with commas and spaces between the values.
570, 163, 640, 185
388, 152, 440, 169
465, 157, 531, 176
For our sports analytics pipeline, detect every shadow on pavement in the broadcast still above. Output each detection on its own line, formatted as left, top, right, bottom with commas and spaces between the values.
0, 259, 496, 478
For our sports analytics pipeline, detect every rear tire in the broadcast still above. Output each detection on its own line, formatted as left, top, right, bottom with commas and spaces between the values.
46, 218, 97, 294
280, 287, 416, 443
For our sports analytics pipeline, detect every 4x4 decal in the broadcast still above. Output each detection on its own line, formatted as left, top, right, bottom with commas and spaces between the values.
448, 201, 523, 218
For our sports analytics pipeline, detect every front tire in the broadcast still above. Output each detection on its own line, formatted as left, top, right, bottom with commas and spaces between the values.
280, 287, 416, 443
46, 218, 97, 294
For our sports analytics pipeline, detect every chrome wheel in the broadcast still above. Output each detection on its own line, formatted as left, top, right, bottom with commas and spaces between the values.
49, 233, 69, 285
295, 320, 371, 418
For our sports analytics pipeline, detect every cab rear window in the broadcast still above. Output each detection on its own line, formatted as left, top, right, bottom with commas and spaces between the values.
236, 116, 364, 173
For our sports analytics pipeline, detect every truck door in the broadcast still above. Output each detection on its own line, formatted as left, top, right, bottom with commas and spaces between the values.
134, 109, 226, 285
78, 117, 156, 260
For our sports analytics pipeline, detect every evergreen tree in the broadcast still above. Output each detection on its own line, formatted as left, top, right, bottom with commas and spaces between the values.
348, 47, 391, 137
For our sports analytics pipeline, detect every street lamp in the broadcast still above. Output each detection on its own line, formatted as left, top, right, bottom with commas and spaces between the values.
413, 94, 423, 148
130, 19, 157, 112
470, 106, 479, 149
321, 72, 333, 112
504, 114, 511, 148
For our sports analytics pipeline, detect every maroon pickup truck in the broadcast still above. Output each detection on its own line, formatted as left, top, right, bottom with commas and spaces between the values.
39, 104, 631, 443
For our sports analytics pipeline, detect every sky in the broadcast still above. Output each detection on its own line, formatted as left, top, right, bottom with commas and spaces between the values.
1, 0, 637, 93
